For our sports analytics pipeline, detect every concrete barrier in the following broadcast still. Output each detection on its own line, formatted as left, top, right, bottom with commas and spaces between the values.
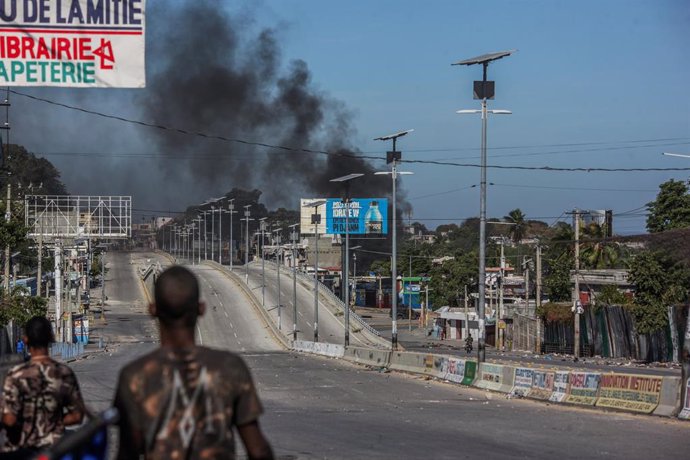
475, 363, 514, 393
529, 370, 555, 400
441, 357, 477, 386
596, 373, 663, 414
653, 376, 681, 417
344, 346, 390, 368
678, 377, 690, 420
510, 367, 535, 397
312, 342, 345, 358
389, 351, 440, 376
548, 371, 570, 403
565, 371, 600, 406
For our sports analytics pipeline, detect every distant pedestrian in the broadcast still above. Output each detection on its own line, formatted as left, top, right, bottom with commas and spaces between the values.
1, 316, 85, 456
440, 321, 447, 340
114, 265, 273, 460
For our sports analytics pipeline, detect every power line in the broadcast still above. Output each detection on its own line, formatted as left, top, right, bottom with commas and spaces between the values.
13, 90, 690, 174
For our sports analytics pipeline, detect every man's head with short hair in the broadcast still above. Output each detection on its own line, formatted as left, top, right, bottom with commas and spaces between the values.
152, 266, 202, 328
25, 316, 54, 349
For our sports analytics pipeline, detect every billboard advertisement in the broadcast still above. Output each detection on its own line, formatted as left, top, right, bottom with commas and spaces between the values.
0, 0, 146, 87
325, 198, 388, 235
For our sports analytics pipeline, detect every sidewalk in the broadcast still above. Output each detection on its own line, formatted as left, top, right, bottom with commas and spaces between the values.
355, 306, 681, 377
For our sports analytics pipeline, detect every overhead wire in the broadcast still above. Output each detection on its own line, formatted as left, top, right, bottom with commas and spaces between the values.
12, 89, 690, 173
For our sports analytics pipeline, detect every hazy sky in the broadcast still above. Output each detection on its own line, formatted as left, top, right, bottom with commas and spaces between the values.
9, 0, 690, 234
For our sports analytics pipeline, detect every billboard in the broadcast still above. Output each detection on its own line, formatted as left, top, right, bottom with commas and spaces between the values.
326, 198, 388, 235
300, 198, 328, 235
0, 0, 146, 87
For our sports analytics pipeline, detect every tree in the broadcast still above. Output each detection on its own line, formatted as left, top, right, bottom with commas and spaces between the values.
0, 287, 48, 326
627, 250, 690, 333
646, 179, 690, 233
543, 255, 573, 302
504, 208, 527, 244
580, 222, 620, 269
1, 144, 68, 194
428, 251, 477, 308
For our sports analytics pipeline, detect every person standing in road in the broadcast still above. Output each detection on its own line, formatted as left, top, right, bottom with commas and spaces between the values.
114, 265, 273, 460
0, 316, 85, 456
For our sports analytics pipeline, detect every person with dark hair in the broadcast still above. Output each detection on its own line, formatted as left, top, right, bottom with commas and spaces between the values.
0, 316, 85, 455
114, 265, 273, 460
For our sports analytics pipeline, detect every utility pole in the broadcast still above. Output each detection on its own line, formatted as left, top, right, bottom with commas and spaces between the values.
218, 208, 225, 265
290, 224, 299, 342
37, 234, 43, 297
193, 217, 202, 264
464, 284, 469, 338
1, 92, 10, 295
572, 209, 581, 360
499, 239, 505, 351
524, 256, 530, 306
536, 243, 543, 354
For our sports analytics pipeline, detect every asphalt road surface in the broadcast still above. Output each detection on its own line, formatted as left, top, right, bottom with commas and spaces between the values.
71, 253, 689, 459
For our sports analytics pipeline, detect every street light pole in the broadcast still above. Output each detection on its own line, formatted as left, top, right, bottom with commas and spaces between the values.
454, 49, 515, 362
210, 206, 216, 262
243, 205, 252, 283
201, 212, 208, 260
375, 130, 414, 350
290, 223, 299, 342
330, 174, 364, 347
307, 200, 326, 342
193, 217, 202, 265
273, 228, 283, 330
259, 218, 267, 307
228, 200, 236, 270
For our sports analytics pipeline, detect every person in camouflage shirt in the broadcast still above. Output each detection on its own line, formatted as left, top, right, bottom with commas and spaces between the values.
114, 265, 273, 460
1, 316, 85, 454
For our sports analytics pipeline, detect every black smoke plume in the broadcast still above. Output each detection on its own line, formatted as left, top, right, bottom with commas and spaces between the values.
141, 1, 410, 211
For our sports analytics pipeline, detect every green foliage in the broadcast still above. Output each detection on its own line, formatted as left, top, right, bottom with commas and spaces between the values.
627, 250, 690, 333
544, 255, 573, 302
1, 144, 68, 194
0, 288, 48, 327
536, 302, 573, 323
504, 208, 527, 243
646, 179, 690, 233
428, 251, 477, 308
580, 222, 621, 269
596, 284, 630, 307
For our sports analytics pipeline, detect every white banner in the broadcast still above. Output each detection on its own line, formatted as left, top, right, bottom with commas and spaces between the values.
0, 0, 145, 87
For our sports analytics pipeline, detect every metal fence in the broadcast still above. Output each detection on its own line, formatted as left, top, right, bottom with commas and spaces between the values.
50, 342, 85, 360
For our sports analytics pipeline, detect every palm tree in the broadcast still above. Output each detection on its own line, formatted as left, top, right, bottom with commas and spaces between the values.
505, 208, 527, 244
581, 222, 619, 269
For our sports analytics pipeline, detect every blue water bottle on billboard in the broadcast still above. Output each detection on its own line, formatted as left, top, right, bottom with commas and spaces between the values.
365, 201, 383, 234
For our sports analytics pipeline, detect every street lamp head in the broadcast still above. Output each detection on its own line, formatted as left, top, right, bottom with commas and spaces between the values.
457, 109, 512, 114
330, 173, 364, 183
306, 199, 327, 208
662, 152, 690, 159
451, 49, 516, 66
374, 129, 414, 141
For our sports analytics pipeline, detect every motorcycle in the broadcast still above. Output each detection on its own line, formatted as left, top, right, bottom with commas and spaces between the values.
464, 335, 473, 354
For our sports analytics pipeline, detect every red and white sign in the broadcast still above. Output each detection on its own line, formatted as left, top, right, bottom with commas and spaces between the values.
0, 0, 145, 87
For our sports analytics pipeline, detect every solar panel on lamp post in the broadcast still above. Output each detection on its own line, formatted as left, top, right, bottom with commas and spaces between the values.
453, 49, 515, 362
306, 200, 327, 342
329, 174, 364, 347
374, 129, 414, 350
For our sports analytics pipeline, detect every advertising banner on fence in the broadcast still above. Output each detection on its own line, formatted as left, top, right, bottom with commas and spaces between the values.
511, 367, 534, 397
530, 370, 555, 400
596, 373, 663, 413
566, 372, 600, 405
548, 371, 570, 403
325, 198, 388, 235
0, 0, 146, 87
